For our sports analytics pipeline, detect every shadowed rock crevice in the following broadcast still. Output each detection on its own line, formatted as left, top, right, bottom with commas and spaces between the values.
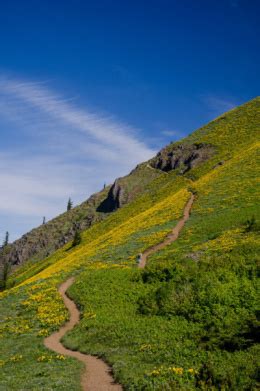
97, 179, 124, 213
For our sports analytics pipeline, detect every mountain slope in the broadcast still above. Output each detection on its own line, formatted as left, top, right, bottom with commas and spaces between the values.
0, 97, 259, 390
0, 162, 162, 268
2, 97, 258, 270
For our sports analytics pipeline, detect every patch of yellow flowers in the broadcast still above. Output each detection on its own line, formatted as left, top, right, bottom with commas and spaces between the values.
0, 355, 23, 367
1, 187, 191, 341
0, 318, 31, 336
37, 354, 66, 362
22, 284, 68, 329
149, 365, 198, 377
193, 228, 260, 253
14, 188, 190, 285
139, 344, 152, 352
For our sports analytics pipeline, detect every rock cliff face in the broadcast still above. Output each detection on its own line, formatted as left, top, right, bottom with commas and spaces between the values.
0, 189, 109, 267
0, 141, 214, 269
150, 143, 214, 174
97, 179, 126, 212
0, 164, 161, 268
4, 215, 97, 266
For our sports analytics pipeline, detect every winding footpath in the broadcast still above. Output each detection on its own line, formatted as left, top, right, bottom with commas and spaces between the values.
44, 278, 122, 391
138, 193, 195, 268
44, 193, 194, 390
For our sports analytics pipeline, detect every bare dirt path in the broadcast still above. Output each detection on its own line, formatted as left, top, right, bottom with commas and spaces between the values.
138, 193, 195, 268
44, 193, 194, 389
44, 277, 122, 391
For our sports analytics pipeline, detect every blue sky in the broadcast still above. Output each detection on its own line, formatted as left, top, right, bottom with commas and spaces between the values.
0, 0, 259, 242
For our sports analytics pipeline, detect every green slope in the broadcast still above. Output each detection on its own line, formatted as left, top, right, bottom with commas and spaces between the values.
2, 97, 259, 272
62, 142, 260, 390
0, 163, 163, 270
0, 97, 259, 390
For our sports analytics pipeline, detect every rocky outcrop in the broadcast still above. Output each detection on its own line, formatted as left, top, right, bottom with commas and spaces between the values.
0, 189, 108, 267
0, 215, 100, 267
0, 163, 161, 268
97, 179, 125, 213
0, 142, 214, 270
150, 143, 214, 174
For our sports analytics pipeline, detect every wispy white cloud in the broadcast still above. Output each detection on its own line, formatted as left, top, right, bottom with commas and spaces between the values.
0, 77, 153, 162
202, 95, 237, 115
0, 75, 155, 240
161, 129, 184, 138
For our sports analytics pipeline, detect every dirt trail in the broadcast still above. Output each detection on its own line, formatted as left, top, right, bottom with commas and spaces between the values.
44, 193, 194, 389
138, 194, 194, 268
44, 277, 122, 391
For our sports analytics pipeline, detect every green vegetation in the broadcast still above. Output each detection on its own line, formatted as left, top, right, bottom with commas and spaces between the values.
71, 230, 82, 248
0, 153, 163, 269
0, 261, 11, 291
0, 284, 82, 391
3, 231, 9, 247
62, 141, 259, 390
67, 198, 73, 211
0, 98, 259, 390
0, 232, 11, 291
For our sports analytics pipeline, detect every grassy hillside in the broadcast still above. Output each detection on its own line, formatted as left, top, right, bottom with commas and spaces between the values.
1, 97, 258, 270
0, 161, 162, 271
0, 98, 259, 390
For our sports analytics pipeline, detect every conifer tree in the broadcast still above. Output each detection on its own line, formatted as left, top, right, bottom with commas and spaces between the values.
67, 198, 73, 211
3, 231, 9, 247
72, 230, 81, 247
0, 261, 10, 291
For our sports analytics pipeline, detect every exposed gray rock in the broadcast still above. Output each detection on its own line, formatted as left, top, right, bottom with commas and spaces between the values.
0, 190, 108, 267
97, 179, 126, 213
150, 143, 214, 174
0, 141, 214, 270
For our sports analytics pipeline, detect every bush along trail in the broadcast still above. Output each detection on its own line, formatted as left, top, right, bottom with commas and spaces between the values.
44, 193, 194, 390
138, 193, 195, 268
44, 277, 122, 391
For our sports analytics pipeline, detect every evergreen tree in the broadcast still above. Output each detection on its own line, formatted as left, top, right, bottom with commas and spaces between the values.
0, 261, 10, 291
3, 231, 9, 247
67, 198, 73, 211
72, 230, 81, 247
42, 216, 46, 225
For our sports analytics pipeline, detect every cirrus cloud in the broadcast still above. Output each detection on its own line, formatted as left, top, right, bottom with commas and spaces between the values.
0, 75, 155, 241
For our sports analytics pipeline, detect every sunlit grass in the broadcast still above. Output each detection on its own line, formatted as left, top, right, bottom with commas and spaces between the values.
0, 98, 259, 390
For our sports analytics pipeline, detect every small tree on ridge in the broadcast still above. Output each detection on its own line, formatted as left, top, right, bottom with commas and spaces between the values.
67, 198, 73, 211
3, 232, 9, 247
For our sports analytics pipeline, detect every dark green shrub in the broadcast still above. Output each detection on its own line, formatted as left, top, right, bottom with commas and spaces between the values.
141, 264, 176, 284
0, 261, 11, 291
72, 230, 82, 247
244, 216, 259, 232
